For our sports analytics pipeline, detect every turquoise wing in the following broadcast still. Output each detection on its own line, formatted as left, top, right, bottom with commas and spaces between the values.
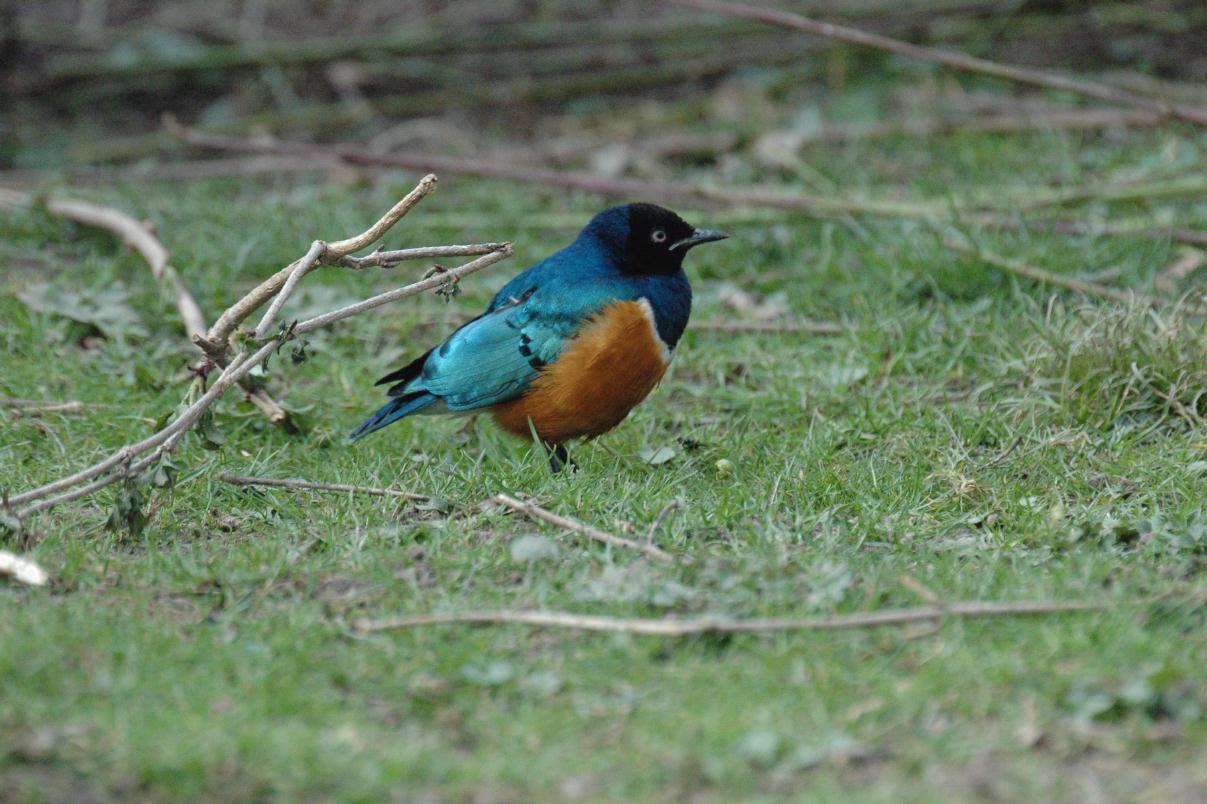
407, 291, 584, 410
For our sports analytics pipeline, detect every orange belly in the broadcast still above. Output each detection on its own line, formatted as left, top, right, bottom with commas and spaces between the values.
492, 299, 672, 443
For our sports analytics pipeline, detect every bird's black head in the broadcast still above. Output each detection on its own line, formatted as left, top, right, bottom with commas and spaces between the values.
584, 203, 728, 276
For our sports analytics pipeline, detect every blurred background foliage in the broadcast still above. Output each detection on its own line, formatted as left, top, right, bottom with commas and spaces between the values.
3, 0, 1206, 172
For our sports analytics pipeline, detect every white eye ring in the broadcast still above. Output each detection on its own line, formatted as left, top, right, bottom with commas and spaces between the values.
651, 229, 667, 244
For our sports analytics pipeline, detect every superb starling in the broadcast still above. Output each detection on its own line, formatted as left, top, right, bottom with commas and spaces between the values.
351, 203, 727, 470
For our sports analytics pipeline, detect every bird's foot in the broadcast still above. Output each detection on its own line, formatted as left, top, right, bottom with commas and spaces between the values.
546, 443, 578, 473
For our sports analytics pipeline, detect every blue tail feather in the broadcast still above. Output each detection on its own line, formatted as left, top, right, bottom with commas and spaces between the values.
349, 393, 437, 440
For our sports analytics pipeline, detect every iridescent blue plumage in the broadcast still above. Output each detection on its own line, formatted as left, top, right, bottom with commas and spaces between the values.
350, 203, 725, 444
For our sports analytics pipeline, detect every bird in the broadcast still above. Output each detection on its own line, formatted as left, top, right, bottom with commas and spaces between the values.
350, 202, 728, 471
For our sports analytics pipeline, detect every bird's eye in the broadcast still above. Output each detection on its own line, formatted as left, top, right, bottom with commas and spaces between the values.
651, 229, 667, 244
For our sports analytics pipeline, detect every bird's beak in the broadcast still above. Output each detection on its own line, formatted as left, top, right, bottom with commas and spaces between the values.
669, 228, 729, 251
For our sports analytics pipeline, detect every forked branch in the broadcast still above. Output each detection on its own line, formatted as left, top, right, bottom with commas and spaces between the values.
7, 193, 288, 422
4, 175, 514, 523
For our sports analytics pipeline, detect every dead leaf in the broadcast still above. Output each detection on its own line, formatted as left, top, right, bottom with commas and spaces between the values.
16, 281, 147, 340
639, 445, 677, 466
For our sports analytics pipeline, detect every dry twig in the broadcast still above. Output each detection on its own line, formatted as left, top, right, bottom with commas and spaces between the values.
354, 599, 1104, 635
668, 0, 1207, 126
791, 108, 1166, 145
5, 193, 290, 423
1155, 247, 1206, 294
941, 238, 1147, 304
646, 500, 680, 543
1, 399, 88, 415
218, 474, 430, 502
984, 218, 1207, 248
168, 122, 945, 221
171, 124, 1201, 234
5, 176, 514, 522
492, 493, 675, 563
251, 240, 326, 339
899, 574, 943, 606
339, 243, 509, 270
199, 173, 440, 357
43, 198, 216, 346
10, 246, 512, 521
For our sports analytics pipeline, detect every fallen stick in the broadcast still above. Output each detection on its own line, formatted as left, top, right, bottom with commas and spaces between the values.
0, 157, 340, 187
1012, 175, 1207, 211
941, 238, 1147, 304
985, 217, 1207, 248
17, 194, 290, 423
11, 246, 512, 520
168, 121, 946, 222
199, 173, 440, 358
1, 399, 88, 414
667, 0, 1207, 126
6, 175, 514, 521
354, 599, 1105, 635
218, 473, 430, 502
170, 124, 1202, 225
646, 500, 680, 543
12, 246, 512, 520
338, 243, 509, 270
492, 493, 675, 563
10, 349, 261, 514
792, 107, 1165, 145
44, 197, 208, 340
1155, 247, 1207, 294
251, 240, 325, 338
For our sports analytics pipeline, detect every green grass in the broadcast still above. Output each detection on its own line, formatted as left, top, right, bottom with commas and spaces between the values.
4, 102, 1207, 800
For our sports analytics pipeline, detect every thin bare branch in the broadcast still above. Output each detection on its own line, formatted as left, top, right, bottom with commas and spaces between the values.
253, 242, 509, 336
667, 0, 1207, 126
792, 108, 1165, 145
354, 599, 1105, 635
39, 197, 212, 339
1, 399, 88, 415
983, 217, 1207, 247
17, 424, 193, 518
291, 246, 512, 335
325, 174, 439, 257
23, 194, 288, 422
252, 240, 324, 338
172, 125, 1207, 227
201, 261, 303, 355
11, 242, 513, 517
492, 493, 675, 563
202, 172, 440, 353
647, 500, 680, 543
1155, 247, 1206, 294
339, 243, 510, 269
44, 198, 168, 278
169, 124, 941, 221
941, 238, 1148, 304
218, 474, 430, 502
9, 348, 260, 511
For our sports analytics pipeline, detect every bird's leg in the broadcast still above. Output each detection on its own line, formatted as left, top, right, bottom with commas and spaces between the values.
546, 442, 577, 473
